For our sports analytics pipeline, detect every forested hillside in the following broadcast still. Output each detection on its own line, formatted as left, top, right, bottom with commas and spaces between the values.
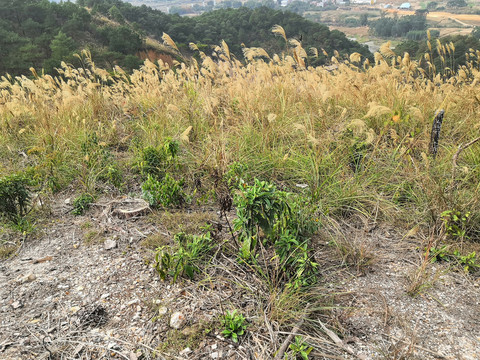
83, 0, 370, 63
0, 0, 370, 76
0, 0, 146, 75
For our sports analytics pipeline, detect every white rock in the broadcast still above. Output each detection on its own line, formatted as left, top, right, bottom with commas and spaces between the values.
107, 342, 120, 350
104, 240, 117, 250
211, 344, 218, 350
179, 347, 192, 356
170, 311, 186, 329
158, 306, 168, 316
211, 352, 219, 359
17, 272, 36, 284
11, 301, 23, 309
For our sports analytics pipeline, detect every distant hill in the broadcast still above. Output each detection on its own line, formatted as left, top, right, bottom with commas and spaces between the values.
0, 0, 371, 76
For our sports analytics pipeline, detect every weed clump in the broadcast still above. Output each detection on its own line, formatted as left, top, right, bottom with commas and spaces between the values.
221, 310, 247, 343
0, 172, 33, 224
154, 230, 214, 283
141, 173, 186, 208
233, 178, 319, 289
139, 139, 187, 208
73, 194, 94, 215
139, 139, 179, 180
79, 132, 122, 192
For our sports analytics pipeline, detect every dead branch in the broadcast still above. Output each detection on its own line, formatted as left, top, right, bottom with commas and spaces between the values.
274, 304, 311, 360
428, 110, 445, 158
317, 319, 365, 359
111, 205, 150, 219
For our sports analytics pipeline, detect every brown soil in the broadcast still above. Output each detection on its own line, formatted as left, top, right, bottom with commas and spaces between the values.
1, 196, 480, 359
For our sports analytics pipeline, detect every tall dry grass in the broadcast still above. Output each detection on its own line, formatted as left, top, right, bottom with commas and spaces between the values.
2, 38, 480, 232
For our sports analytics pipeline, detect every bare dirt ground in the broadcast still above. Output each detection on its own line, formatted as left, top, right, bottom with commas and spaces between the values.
1, 195, 480, 359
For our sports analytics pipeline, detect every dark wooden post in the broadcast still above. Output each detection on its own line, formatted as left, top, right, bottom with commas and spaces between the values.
429, 109, 445, 158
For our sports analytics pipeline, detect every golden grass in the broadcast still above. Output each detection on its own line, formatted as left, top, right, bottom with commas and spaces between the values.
2, 41, 480, 231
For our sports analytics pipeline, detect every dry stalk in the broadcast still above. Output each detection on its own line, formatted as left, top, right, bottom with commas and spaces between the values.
273, 304, 311, 360
387, 334, 447, 359
451, 135, 480, 181
317, 319, 366, 359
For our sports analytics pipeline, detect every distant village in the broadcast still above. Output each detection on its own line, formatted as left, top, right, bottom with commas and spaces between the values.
125, 0, 418, 17
280, 0, 412, 9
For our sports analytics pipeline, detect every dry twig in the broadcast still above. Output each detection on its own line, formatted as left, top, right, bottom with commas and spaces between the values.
273, 304, 311, 360
317, 319, 365, 359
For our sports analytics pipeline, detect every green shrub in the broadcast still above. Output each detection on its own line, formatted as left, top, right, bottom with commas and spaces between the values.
275, 231, 318, 289
0, 173, 33, 223
79, 132, 121, 192
139, 138, 179, 179
140, 146, 166, 179
441, 209, 470, 241
73, 194, 94, 215
224, 161, 249, 190
453, 250, 480, 273
427, 245, 480, 273
233, 178, 291, 256
104, 164, 123, 188
429, 245, 451, 263
154, 231, 214, 283
142, 173, 186, 208
233, 178, 319, 288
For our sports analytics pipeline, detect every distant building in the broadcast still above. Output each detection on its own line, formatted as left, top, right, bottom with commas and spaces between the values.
314, 0, 329, 6
399, 2, 411, 9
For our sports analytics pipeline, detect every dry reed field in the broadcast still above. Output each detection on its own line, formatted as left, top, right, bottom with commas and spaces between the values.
1, 30, 480, 359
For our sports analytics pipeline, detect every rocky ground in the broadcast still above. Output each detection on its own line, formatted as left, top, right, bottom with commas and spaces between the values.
1, 194, 480, 359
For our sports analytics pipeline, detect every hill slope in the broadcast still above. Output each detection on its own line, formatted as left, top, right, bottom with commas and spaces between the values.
1, 40, 480, 358
0, 0, 370, 76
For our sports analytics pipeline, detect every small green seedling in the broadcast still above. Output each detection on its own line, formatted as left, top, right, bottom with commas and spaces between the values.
425, 245, 479, 273
221, 310, 247, 343
428, 245, 451, 263
285, 336, 313, 360
73, 194, 94, 215
453, 250, 480, 273
441, 209, 470, 240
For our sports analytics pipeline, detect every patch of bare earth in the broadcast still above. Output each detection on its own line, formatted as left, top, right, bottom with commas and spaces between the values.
1, 196, 480, 359
327, 220, 480, 359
